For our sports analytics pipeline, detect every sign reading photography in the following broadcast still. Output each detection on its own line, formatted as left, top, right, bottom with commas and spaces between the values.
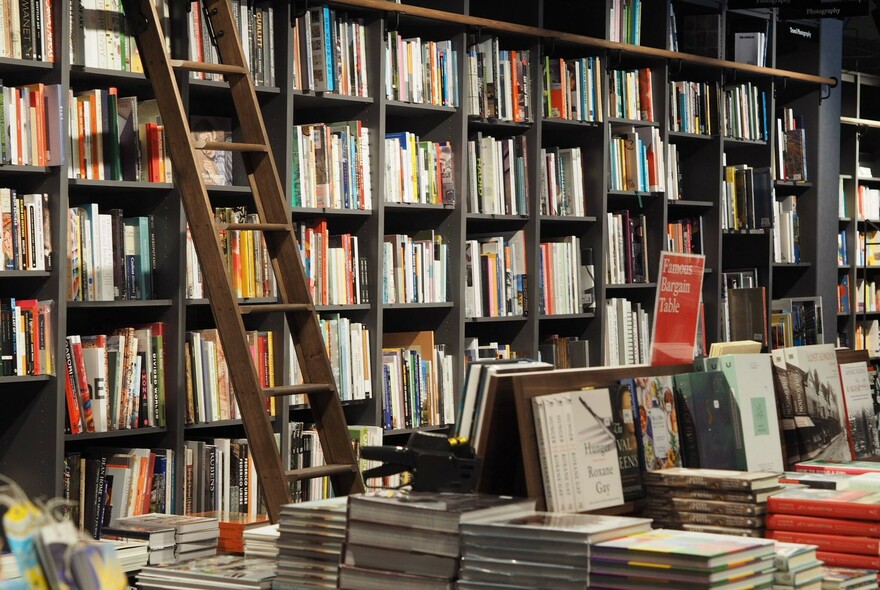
728, 0, 868, 17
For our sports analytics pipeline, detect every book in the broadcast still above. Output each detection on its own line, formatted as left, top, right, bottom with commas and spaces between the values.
643, 467, 780, 491
796, 460, 880, 475
461, 512, 652, 545
771, 540, 818, 571
821, 566, 877, 589
767, 513, 880, 537
839, 361, 880, 460
135, 554, 276, 588
767, 530, 880, 557
768, 487, 880, 521
630, 375, 682, 471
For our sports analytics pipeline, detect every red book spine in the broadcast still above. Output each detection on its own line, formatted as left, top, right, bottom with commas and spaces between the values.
146, 123, 160, 183
769, 496, 880, 521
767, 530, 880, 557
767, 513, 880, 537
69, 336, 95, 432
64, 339, 83, 434
141, 452, 156, 515
816, 551, 880, 570
796, 463, 880, 476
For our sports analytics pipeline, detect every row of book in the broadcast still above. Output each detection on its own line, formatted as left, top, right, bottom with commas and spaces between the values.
604, 296, 651, 366
385, 133, 455, 205
609, 126, 666, 193
0, 82, 64, 167
839, 274, 850, 315
183, 438, 261, 517
63, 447, 175, 539
384, 32, 459, 107
212, 208, 278, 300
466, 37, 532, 123
291, 7, 369, 97
855, 184, 880, 221
382, 231, 448, 304
0, 298, 52, 376
609, 68, 654, 122
721, 82, 768, 142
539, 146, 585, 217
857, 229, 880, 267
538, 237, 593, 316
64, 324, 166, 435
665, 143, 684, 200
288, 315, 373, 404
542, 55, 604, 123
467, 134, 528, 215
606, 211, 649, 284
188, 0, 276, 87
721, 163, 773, 232
70, 0, 167, 72
293, 219, 367, 306
68, 208, 156, 301
538, 335, 591, 369
610, 0, 643, 45
774, 296, 825, 348
838, 229, 849, 266
464, 231, 527, 318
720, 268, 760, 344
1, 190, 51, 271
381, 331, 454, 430
0, 0, 55, 61
776, 107, 809, 182
775, 195, 801, 264
183, 329, 273, 426
67, 92, 171, 183
667, 216, 704, 254
291, 121, 373, 210
669, 80, 714, 135
855, 278, 880, 314
855, 320, 880, 356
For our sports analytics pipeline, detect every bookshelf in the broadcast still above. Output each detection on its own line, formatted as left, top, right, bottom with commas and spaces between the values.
0, 0, 841, 511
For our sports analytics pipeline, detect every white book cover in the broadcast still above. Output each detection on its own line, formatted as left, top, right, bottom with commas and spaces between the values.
532, 395, 559, 512
839, 361, 880, 460
98, 213, 114, 300
570, 389, 624, 511
81, 336, 109, 432
718, 353, 784, 473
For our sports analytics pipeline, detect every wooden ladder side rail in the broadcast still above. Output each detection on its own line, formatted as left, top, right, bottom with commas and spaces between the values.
200, 0, 364, 500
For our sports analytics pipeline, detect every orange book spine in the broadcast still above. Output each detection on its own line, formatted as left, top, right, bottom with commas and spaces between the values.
767, 513, 880, 537
768, 530, 880, 557
816, 551, 880, 570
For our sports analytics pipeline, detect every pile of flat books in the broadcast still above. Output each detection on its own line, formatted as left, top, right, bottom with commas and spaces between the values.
274, 497, 347, 589
102, 513, 219, 564
767, 485, 880, 571
821, 566, 877, 589
772, 542, 823, 589
643, 468, 784, 537
193, 511, 269, 554
102, 538, 150, 573
136, 554, 276, 590
243, 523, 279, 559
457, 512, 652, 589
589, 529, 777, 589
339, 491, 534, 590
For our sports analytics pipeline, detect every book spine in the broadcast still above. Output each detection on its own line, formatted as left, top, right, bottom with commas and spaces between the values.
768, 496, 880, 521
815, 551, 880, 570
766, 513, 880, 537
767, 529, 880, 557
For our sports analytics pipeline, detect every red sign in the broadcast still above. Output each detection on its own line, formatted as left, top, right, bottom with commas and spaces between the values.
650, 252, 705, 365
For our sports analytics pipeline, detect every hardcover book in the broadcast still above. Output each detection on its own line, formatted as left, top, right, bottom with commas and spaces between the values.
839, 361, 880, 460
190, 115, 232, 186
630, 375, 682, 471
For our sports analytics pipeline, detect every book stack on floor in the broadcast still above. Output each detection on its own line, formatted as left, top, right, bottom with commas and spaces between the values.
772, 542, 824, 590
136, 554, 276, 590
242, 524, 279, 560
589, 529, 777, 589
103, 539, 150, 573
102, 513, 219, 565
767, 483, 880, 572
193, 511, 269, 554
457, 512, 652, 589
339, 491, 535, 590
821, 566, 877, 589
273, 497, 347, 589
642, 468, 785, 537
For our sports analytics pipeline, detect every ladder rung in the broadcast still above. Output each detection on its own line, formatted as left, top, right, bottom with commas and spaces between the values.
193, 140, 268, 153
285, 464, 358, 481
170, 59, 249, 76
217, 222, 290, 232
238, 303, 314, 314
263, 384, 334, 397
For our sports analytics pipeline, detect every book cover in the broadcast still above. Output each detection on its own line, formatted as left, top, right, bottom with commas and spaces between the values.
767, 529, 880, 557
632, 375, 682, 471
569, 389, 625, 511
191, 115, 232, 186
784, 128, 807, 182
839, 361, 880, 460
610, 381, 643, 501
768, 487, 880, 521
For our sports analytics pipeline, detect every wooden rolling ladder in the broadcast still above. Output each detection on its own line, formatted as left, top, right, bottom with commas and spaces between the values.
121, 0, 365, 523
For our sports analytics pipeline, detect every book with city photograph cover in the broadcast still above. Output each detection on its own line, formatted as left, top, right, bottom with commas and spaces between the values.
839, 361, 880, 460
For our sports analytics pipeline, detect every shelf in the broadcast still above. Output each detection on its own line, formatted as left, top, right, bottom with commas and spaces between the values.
384, 424, 451, 436
383, 302, 455, 310
0, 164, 50, 174
385, 100, 457, 116
859, 177, 880, 184
538, 215, 598, 224
723, 136, 768, 146
292, 206, 372, 217
67, 299, 174, 308
290, 399, 370, 412
608, 190, 663, 197
0, 57, 54, 72
542, 117, 601, 129
466, 315, 528, 323
293, 91, 374, 109
69, 178, 173, 191
467, 116, 533, 131
608, 117, 660, 127
606, 282, 657, 289
467, 213, 530, 222
667, 130, 715, 141
839, 311, 851, 317
723, 229, 768, 235
384, 202, 455, 213
538, 312, 596, 320
65, 427, 166, 442
667, 199, 714, 209
841, 174, 854, 180
188, 297, 277, 306
189, 78, 281, 95
315, 304, 371, 312
774, 180, 813, 190
840, 217, 853, 223
773, 262, 811, 268
704, 268, 714, 275
207, 184, 252, 195
0, 270, 51, 278
0, 374, 50, 384
69, 66, 149, 86
840, 265, 852, 270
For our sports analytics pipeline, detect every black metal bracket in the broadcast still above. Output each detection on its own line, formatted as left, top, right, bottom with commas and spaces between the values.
543, 36, 556, 57
608, 48, 623, 69
293, 0, 309, 20
820, 76, 838, 102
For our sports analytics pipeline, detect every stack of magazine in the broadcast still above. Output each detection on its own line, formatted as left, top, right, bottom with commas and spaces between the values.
242, 524, 279, 560
274, 498, 347, 588
102, 513, 219, 565
458, 512, 652, 589
136, 554, 276, 590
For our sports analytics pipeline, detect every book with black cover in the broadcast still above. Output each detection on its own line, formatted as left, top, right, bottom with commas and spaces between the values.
728, 287, 767, 347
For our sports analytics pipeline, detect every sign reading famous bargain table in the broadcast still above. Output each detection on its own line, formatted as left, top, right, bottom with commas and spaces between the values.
650, 252, 705, 366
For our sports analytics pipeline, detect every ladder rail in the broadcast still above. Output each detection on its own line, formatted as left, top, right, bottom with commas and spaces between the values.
123, 0, 363, 522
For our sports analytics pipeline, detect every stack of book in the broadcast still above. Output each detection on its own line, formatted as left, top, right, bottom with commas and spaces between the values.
340, 491, 534, 589
136, 555, 276, 590
589, 529, 777, 588
192, 512, 268, 554
821, 567, 877, 589
772, 542, 824, 589
274, 498, 347, 589
103, 539, 150, 574
103, 514, 219, 565
458, 512, 651, 589
242, 524, 279, 560
642, 468, 785, 537
767, 486, 880, 571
